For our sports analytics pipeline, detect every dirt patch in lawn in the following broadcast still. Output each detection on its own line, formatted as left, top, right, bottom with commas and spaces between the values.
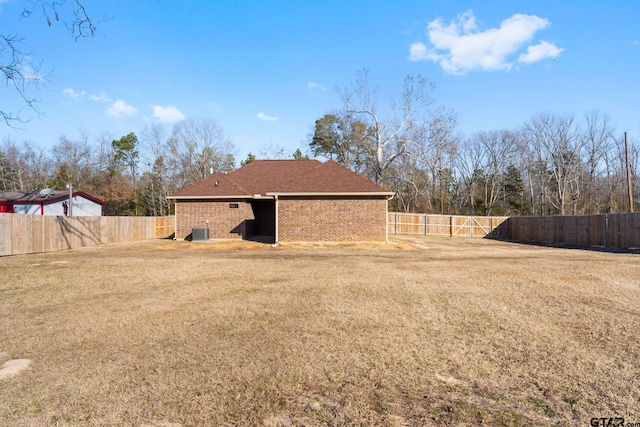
0, 358, 31, 379
0, 236, 638, 426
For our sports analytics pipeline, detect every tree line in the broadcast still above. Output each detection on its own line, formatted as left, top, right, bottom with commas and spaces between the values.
0, 118, 235, 216
1, 72, 638, 217
309, 70, 639, 216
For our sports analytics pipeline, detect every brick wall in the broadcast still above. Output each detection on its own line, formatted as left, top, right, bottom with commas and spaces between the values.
278, 197, 388, 242
175, 200, 252, 240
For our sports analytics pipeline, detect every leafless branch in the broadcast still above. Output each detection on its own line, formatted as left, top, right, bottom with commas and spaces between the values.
3, 1, 98, 127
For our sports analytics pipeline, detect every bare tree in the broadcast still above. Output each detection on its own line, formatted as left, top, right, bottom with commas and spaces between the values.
50, 131, 94, 189
138, 124, 172, 216
601, 133, 632, 213
0, 136, 51, 191
630, 135, 640, 212
259, 142, 288, 160
167, 118, 235, 189
139, 123, 169, 171
523, 114, 583, 215
580, 111, 618, 213
139, 156, 170, 216
339, 69, 438, 185
411, 107, 459, 214
386, 155, 432, 212
469, 130, 519, 215
456, 135, 484, 215
1, 0, 98, 126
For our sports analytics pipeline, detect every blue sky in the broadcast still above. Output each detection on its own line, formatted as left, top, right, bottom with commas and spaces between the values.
2, 0, 639, 161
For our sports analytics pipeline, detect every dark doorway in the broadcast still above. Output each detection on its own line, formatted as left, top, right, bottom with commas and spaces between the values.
249, 200, 276, 243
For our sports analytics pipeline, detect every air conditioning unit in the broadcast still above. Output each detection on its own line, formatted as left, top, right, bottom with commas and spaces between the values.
192, 228, 209, 241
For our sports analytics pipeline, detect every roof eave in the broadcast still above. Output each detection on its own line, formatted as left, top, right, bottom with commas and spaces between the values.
168, 195, 251, 200
266, 191, 395, 197
0, 192, 105, 205
169, 192, 394, 199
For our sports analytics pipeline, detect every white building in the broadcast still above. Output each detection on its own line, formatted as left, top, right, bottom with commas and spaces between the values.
0, 190, 104, 216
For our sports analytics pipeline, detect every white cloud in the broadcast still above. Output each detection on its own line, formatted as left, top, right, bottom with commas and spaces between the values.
62, 88, 86, 100
408, 42, 430, 61
257, 112, 279, 122
307, 81, 327, 91
518, 41, 563, 63
633, 40, 640, 46
21, 64, 43, 83
89, 92, 111, 102
409, 10, 562, 74
107, 100, 137, 118
63, 88, 113, 103
152, 105, 185, 123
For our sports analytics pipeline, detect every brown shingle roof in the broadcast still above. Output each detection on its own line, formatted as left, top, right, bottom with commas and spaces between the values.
228, 159, 323, 195
271, 160, 389, 194
169, 173, 249, 198
169, 160, 393, 198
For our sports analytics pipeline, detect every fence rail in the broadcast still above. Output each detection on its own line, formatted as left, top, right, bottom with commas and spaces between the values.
0, 214, 175, 256
387, 212, 640, 250
387, 213, 509, 238
8, 212, 636, 255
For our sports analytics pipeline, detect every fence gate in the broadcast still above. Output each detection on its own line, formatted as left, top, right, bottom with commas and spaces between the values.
388, 213, 508, 238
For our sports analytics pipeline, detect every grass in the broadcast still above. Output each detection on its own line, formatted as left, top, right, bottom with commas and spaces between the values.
0, 236, 639, 426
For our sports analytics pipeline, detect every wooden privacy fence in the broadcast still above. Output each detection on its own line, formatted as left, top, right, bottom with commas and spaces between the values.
0, 214, 175, 256
504, 213, 640, 249
387, 213, 509, 238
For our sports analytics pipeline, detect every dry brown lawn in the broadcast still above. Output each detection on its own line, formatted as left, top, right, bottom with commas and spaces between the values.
0, 236, 639, 426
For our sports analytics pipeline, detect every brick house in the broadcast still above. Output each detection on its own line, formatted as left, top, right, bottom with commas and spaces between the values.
168, 159, 394, 243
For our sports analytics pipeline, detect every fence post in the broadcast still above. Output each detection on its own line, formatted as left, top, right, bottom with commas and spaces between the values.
395, 212, 398, 235
424, 214, 427, 236
40, 215, 44, 254
450, 215, 453, 237
12, 213, 16, 256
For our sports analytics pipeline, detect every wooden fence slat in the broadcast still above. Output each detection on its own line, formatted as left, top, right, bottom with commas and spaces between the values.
0, 214, 175, 256
387, 213, 509, 239
387, 212, 640, 250
7, 211, 639, 255
501, 213, 640, 250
